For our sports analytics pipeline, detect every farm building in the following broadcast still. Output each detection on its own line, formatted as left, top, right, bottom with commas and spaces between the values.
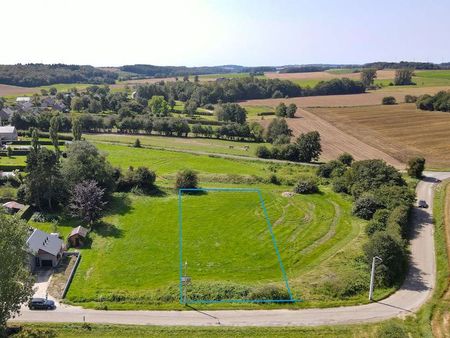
68, 226, 89, 247
0, 107, 13, 124
2, 201, 25, 214
0, 125, 18, 142
27, 229, 64, 270
16, 97, 31, 103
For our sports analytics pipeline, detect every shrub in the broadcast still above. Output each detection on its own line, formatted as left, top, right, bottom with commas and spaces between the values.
316, 160, 346, 178
404, 95, 417, 103
377, 321, 408, 338
255, 145, 271, 159
363, 231, 407, 286
387, 205, 410, 237
407, 156, 425, 178
332, 176, 349, 193
294, 178, 319, 194
175, 169, 198, 190
352, 194, 381, 220
382, 96, 396, 105
248, 285, 291, 301
337, 152, 354, 166
133, 138, 141, 148
117, 166, 156, 192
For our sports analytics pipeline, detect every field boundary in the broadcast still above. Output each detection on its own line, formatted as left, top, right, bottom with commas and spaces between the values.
178, 187, 297, 304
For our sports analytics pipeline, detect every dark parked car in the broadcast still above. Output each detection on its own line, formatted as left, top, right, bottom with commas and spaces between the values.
418, 200, 429, 208
28, 298, 55, 310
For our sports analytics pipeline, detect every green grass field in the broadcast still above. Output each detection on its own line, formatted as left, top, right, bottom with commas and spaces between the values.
85, 133, 269, 158
21, 142, 388, 309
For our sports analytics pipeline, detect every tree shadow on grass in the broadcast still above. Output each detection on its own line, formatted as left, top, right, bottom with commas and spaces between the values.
104, 193, 133, 217
93, 221, 124, 239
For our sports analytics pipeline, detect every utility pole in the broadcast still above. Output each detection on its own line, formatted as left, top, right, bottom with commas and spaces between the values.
369, 256, 383, 301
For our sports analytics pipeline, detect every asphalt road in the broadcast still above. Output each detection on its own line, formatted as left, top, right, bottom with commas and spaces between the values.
12, 171, 450, 326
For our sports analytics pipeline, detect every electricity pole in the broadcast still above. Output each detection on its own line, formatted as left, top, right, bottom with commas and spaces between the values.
369, 256, 383, 301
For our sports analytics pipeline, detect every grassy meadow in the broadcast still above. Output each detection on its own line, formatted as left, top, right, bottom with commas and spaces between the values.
20, 141, 387, 310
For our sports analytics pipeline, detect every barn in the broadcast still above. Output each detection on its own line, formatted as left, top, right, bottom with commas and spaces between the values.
0, 125, 18, 142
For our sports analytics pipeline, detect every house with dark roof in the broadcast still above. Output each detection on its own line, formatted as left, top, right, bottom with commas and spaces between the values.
26, 229, 64, 270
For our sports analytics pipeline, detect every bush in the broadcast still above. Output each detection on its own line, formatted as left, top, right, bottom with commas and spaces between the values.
382, 96, 396, 105
377, 321, 408, 338
363, 231, 407, 286
248, 285, 291, 301
117, 166, 156, 192
293, 178, 319, 194
407, 156, 425, 178
404, 95, 417, 103
175, 169, 198, 190
133, 138, 141, 148
255, 145, 271, 159
332, 176, 349, 193
337, 152, 354, 166
316, 160, 346, 178
352, 194, 381, 220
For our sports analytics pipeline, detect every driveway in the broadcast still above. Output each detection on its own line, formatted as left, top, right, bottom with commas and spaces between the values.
12, 171, 450, 326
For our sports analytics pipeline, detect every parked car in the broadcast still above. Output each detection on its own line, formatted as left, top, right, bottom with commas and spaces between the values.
418, 200, 429, 208
28, 298, 56, 310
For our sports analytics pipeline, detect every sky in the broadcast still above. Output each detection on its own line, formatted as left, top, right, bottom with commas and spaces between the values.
1, 0, 449, 67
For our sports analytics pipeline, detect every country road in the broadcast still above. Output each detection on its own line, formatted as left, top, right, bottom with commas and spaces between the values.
11, 171, 450, 327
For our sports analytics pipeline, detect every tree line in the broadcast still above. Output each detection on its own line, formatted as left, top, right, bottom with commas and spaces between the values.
316, 156, 424, 287
416, 91, 450, 112
0, 64, 117, 87
134, 77, 365, 106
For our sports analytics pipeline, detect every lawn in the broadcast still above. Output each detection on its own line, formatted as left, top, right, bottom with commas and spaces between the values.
62, 183, 372, 309
85, 133, 270, 158
94, 143, 297, 179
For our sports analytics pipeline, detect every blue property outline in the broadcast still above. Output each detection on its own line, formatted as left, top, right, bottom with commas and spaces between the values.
178, 187, 298, 304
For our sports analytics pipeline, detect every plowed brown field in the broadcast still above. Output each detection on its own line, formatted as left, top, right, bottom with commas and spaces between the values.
259, 108, 404, 168
264, 69, 396, 81
0, 84, 39, 96
308, 104, 450, 169
241, 86, 450, 108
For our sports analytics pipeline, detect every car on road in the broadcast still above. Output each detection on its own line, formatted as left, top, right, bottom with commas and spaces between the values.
418, 200, 429, 208
28, 298, 56, 310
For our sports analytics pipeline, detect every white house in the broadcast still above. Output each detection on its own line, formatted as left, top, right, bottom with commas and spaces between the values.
16, 97, 31, 103
27, 229, 64, 270
0, 125, 18, 142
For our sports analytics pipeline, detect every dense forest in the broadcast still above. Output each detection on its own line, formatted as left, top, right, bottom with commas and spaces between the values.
279, 66, 327, 73
362, 61, 448, 70
0, 64, 118, 87
120, 64, 276, 77
134, 77, 365, 105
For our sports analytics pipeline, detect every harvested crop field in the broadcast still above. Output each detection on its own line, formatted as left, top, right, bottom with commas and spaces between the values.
308, 103, 450, 169
264, 70, 396, 81
259, 109, 404, 168
241, 86, 450, 108
0, 84, 39, 96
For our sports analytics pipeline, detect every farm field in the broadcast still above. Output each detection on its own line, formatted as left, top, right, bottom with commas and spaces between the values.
308, 103, 450, 169
241, 85, 450, 108
84, 133, 268, 158
271, 108, 403, 167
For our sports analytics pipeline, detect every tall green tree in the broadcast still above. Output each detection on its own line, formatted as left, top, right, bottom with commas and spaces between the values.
265, 118, 292, 143
31, 128, 40, 152
407, 156, 425, 178
72, 117, 82, 141
148, 96, 170, 116
62, 141, 115, 196
360, 68, 377, 87
394, 69, 414, 85
22, 147, 65, 210
275, 102, 287, 117
286, 103, 297, 118
49, 115, 60, 153
0, 215, 34, 334
214, 103, 247, 124
296, 131, 322, 162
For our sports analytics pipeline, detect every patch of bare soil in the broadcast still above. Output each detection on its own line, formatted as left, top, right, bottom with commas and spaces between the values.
0, 84, 39, 96
47, 255, 77, 299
